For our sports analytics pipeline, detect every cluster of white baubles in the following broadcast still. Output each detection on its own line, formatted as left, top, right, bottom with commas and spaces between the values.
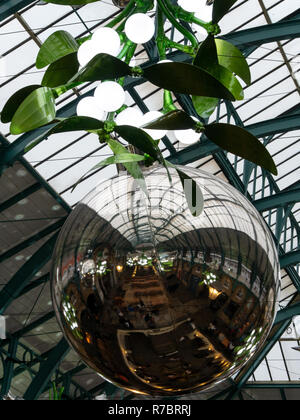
76, 13, 200, 145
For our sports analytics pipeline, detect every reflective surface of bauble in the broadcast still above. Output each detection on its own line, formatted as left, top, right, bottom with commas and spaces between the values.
51, 165, 280, 396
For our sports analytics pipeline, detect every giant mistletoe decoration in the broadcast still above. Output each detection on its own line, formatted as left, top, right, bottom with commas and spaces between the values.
1, 0, 277, 215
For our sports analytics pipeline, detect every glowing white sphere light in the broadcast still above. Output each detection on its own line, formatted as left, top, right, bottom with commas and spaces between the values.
92, 27, 121, 57
178, 0, 212, 16
141, 111, 168, 140
175, 117, 200, 145
77, 40, 99, 67
124, 13, 155, 44
76, 97, 105, 121
94, 81, 126, 112
115, 107, 143, 127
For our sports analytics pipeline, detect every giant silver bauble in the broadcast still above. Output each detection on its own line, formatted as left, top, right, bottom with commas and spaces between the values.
51, 165, 280, 396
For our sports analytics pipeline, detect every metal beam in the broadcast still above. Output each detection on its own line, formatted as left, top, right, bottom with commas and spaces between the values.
275, 301, 300, 325
23, 338, 70, 400
0, 183, 41, 213
280, 250, 300, 268
0, 337, 18, 399
222, 15, 300, 49
0, 217, 66, 263
253, 188, 300, 212
0, 0, 34, 22
225, 318, 292, 399
172, 110, 300, 166
0, 232, 59, 314
0, 311, 55, 348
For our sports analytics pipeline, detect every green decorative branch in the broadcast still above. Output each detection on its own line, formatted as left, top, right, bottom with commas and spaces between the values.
0, 0, 277, 217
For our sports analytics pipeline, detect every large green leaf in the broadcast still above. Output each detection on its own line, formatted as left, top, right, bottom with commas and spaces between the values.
72, 153, 145, 191
1, 85, 41, 124
194, 34, 218, 70
69, 53, 131, 84
25, 116, 105, 153
36, 30, 78, 69
10, 87, 56, 135
143, 62, 235, 101
193, 36, 244, 101
212, 0, 239, 23
106, 138, 148, 195
204, 123, 278, 175
216, 39, 251, 85
115, 125, 159, 160
141, 110, 196, 130
166, 162, 204, 217
42, 52, 80, 88
42, 0, 100, 4
192, 96, 219, 119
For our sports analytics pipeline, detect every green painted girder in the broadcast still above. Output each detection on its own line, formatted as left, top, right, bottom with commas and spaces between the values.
280, 249, 300, 268
17, 273, 50, 299
0, 217, 66, 264
0, 311, 55, 348
222, 12, 300, 49
0, 337, 18, 399
274, 300, 300, 325
0, 0, 33, 22
23, 338, 70, 400
0, 135, 71, 215
171, 109, 300, 166
0, 232, 59, 314
0, 182, 41, 213
253, 188, 300, 212
244, 382, 300, 389
225, 318, 292, 400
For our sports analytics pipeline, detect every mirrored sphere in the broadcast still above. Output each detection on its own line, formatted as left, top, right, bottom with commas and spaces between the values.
51, 165, 280, 396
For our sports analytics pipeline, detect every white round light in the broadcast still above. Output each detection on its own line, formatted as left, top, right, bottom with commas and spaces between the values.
125, 13, 155, 44
194, 6, 213, 22
178, 0, 212, 16
94, 81, 126, 112
76, 97, 105, 121
92, 27, 121, 57
115, 107, 143, 127
175, 116, 200, 145
141, 111, 167, 140
77, 40, 97, 67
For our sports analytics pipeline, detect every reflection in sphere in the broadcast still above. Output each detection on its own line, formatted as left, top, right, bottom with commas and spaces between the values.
51, 165, 280, 396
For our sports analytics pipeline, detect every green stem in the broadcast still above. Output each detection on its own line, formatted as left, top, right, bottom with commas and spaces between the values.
106, 0, 136, 29
156, 0, 198, 49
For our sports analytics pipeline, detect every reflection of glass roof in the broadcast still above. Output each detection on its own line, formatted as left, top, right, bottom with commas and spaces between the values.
0, 0, 299, 400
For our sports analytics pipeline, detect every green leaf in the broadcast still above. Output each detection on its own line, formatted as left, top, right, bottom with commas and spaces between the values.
25, 116, 105, 153
194, 35, 218, 70
204, 123, 278, 175
69, 53, 131, 84
143, 62, 235, 101
215, 39, 251, 85
42, 0, 100, 4
42, 52, 79, 88
193, 36, 244, 101
192, 96, 219, 119
10, 87, 56, 135
106, 138, 148, 196
141, 110, 196, 130
1, 85, 41, 124
36, 30, 78, 69
115, 125, 159, 160
72, 153, 145, 191
212, 0, 239, 23
166, 162, 204, 217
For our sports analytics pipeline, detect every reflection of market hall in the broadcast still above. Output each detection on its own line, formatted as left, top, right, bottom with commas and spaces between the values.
52, 169, 279, 395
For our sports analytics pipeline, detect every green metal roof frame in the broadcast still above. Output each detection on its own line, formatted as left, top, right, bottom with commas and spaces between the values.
0, 2, 299, 400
